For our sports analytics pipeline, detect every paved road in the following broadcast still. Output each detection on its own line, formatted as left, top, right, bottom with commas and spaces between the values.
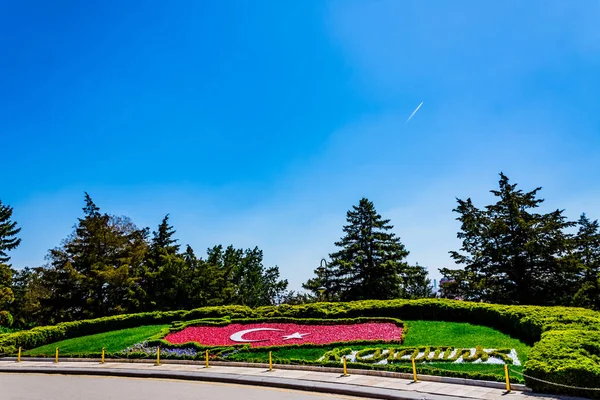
1, 373, 372, 400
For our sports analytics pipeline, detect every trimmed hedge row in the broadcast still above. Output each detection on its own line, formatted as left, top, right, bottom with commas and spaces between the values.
1, 299, 599, 397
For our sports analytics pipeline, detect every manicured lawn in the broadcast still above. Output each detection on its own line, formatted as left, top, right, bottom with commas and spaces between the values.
227, 320, 530, 377
24, 325, 168, 356
403, 320, 529, 352
21, 320, 529, 381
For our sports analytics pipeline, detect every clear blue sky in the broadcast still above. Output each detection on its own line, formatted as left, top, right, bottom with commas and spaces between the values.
2, 1, 600, 291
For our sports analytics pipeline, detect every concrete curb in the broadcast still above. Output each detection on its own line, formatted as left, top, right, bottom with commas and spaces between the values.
0, 365, 482, 400
0, 357, 528, 392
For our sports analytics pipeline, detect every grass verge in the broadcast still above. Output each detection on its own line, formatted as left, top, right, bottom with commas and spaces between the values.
24, 325, 168, 356
226, 320, 529, 378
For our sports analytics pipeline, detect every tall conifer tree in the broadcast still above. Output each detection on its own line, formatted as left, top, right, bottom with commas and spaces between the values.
305, 198, 418, 301
0, 200, 21, 264
0, 200, 20, 326
444, 173, 575, 305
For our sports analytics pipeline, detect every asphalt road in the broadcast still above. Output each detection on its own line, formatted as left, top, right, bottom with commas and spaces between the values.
1, 373, 373, 400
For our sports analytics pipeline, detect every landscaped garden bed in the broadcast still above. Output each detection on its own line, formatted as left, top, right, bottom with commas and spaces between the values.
1, 299, 599, 398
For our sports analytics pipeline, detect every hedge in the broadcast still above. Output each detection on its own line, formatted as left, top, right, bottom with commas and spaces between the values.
1, 299, 599, 397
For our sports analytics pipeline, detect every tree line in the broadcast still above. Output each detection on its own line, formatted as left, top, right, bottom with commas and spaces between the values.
1, 194, 288, 327
1, 172, 599, 328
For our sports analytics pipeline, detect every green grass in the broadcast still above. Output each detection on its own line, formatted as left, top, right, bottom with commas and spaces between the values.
403, 320, 529, 351
21, 320, 528, 381
24, 325, 168, 356
227, 320, 530, 374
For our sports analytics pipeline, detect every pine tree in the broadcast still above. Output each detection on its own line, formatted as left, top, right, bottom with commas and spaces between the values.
0, 200, 20, 326
143, 214, 186, 310
41, 193, 149, 321
572, 214, 600, 309
445, 173, 575, 305
304, 198, 412, 301
0, 200, 21, 264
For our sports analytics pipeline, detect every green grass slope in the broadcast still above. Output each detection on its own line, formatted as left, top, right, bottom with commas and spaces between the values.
1, 299, 598, 397
24, 325, 168, 356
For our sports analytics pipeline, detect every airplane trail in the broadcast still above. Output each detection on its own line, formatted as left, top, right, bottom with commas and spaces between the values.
406, 101, 423, 123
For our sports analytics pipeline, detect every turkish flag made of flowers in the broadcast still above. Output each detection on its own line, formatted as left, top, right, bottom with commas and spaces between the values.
164, 322, 402, 348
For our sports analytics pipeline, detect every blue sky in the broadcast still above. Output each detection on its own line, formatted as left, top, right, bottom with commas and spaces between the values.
2, 1, 600, 291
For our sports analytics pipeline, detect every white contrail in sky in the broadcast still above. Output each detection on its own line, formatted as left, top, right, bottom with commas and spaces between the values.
406, 101, 423, 123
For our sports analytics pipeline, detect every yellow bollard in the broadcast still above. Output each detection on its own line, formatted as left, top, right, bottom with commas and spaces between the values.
205, 350, 210, 368
155, 346, 161, 366
55, 347, 59, 364
504, 364, 511, 392
17, 347, 21, 363
269, 351, 273, 371
412, 358, 418, 383
101, 347, 105, 364
342, 355, 348, 376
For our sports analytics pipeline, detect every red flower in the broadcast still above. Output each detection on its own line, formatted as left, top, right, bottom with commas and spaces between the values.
164, 322, 402, 348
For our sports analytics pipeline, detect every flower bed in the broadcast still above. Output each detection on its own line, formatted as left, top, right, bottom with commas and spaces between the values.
164, 321, 402, 348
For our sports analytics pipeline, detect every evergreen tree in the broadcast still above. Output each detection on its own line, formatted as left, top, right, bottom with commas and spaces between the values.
0, 262, 14, 326
400, 263, 435, 299
143, 214, 185, 310
0, 200, 21, 264
203, 245, 288, 307
182, 245, 223, 308
444, 173, 575, 305
572, 214, 600, 309
41, 193, 149, 321
0, 200, 20, 326
231, 247, 288, 307
304, 198, 413, 301
8, 267, 49, 328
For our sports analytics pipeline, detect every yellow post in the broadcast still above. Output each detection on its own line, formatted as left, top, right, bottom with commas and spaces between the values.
412, 358, 418, 383
17, 347, 21, 362
155, 346, 161, 366
101, 347, 105, 364
205, 350, 210, 368
504, 364, 511, 392
342, 355, 348, 376
269, 351, 273, 371
55, 347, 59, 363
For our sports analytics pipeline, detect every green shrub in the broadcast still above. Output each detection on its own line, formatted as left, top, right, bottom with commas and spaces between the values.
1, 299, 599, 397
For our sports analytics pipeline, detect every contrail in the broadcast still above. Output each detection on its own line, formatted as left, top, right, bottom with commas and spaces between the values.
405, 101, 423, 123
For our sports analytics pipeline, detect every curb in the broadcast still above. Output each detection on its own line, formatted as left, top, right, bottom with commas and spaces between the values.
0, 365, 480, 400
0, 358, 528, 392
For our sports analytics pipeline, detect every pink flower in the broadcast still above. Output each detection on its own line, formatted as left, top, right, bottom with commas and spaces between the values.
164, 322, 402, 348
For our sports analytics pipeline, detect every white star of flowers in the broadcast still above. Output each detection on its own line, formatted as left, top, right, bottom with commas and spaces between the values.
281, 332, 311, 340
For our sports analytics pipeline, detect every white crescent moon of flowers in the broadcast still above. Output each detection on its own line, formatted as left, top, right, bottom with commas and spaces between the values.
230, 328, 283, 342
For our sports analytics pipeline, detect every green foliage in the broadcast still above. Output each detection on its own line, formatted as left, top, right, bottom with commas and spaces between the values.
0, 200, 21, 264
441, 173, 600, 312
11, 195, 289, 327
35, 194, 150, 323
442, 173, 577, 305
0, 263, 14, 326
24, 325, 168, 356
571, 214, 600, 309
0, 199, 20, 327
303, 197, 433, 301
524, 330, 600, 398
402, 320, 528, 353
1, 298, 599, 397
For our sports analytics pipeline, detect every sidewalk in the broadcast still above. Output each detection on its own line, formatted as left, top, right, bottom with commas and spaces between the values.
0, 360, 583, 400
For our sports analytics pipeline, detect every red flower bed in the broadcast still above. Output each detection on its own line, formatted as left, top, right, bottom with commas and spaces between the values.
164, 322, 402, 348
